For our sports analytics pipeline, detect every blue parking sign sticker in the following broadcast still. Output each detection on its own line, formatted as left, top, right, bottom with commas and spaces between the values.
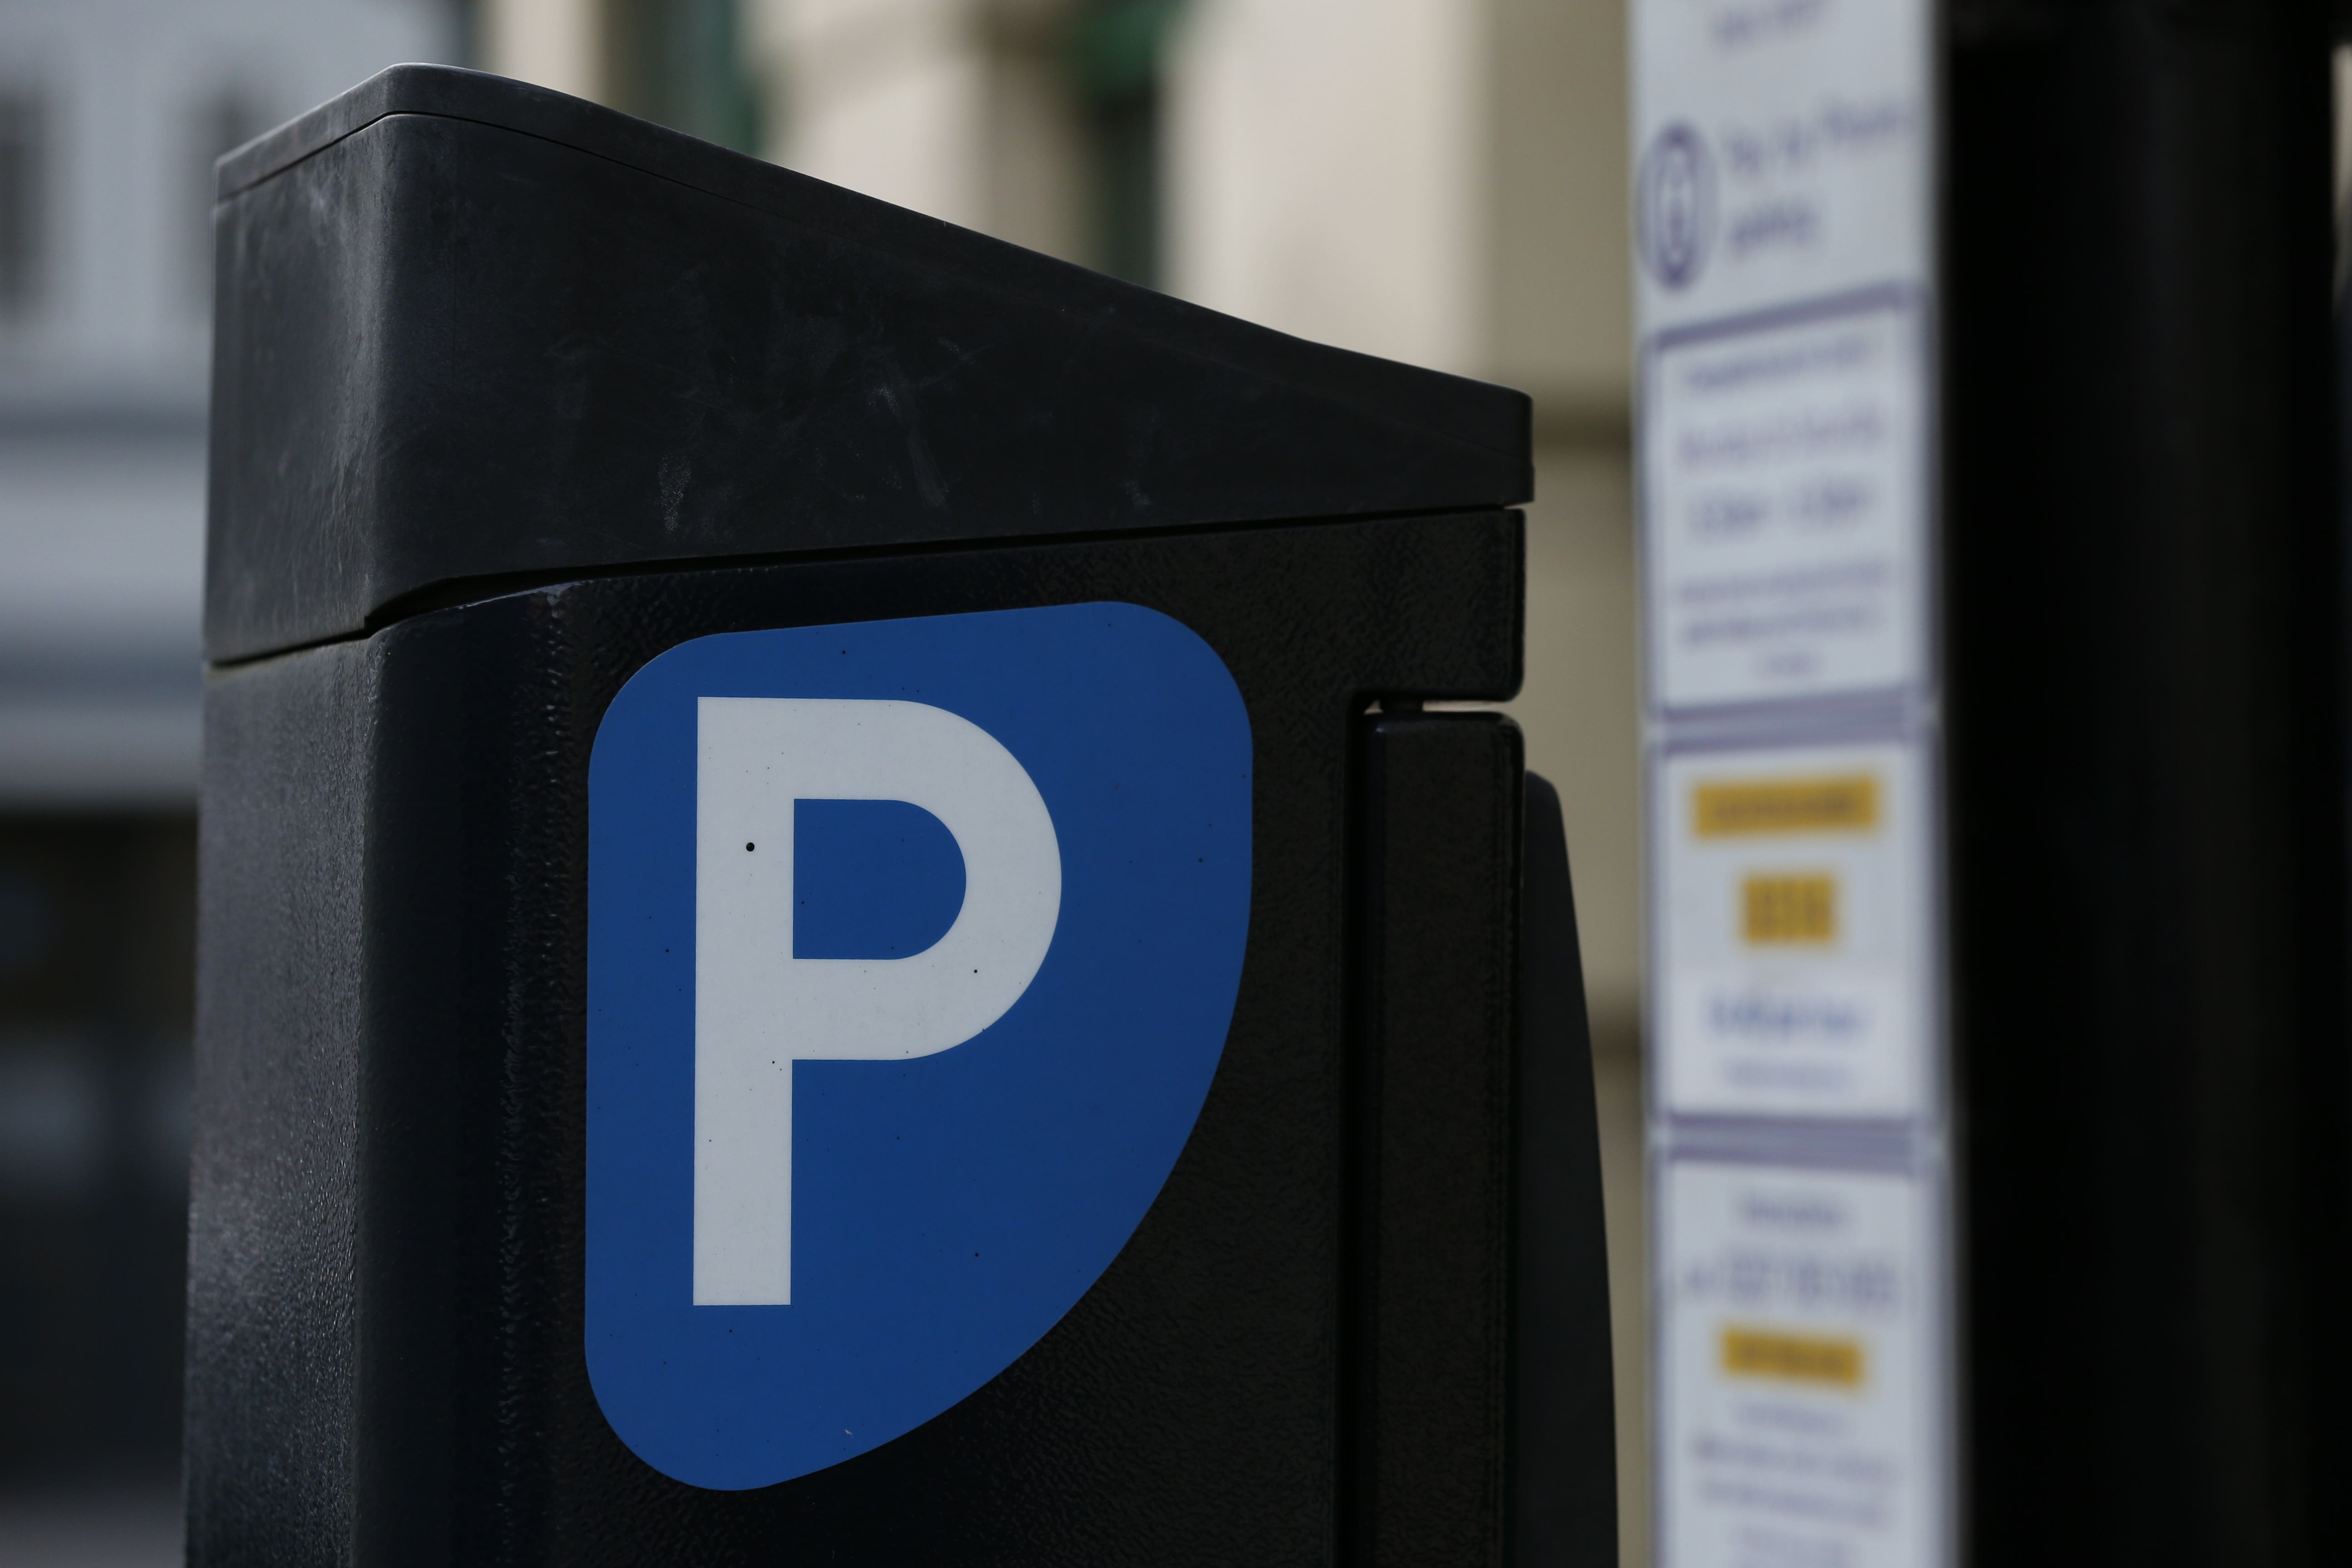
586, 603, 1253, 1490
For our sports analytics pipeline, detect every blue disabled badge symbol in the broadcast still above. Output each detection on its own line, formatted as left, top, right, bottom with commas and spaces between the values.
585, 603, 1253, 1490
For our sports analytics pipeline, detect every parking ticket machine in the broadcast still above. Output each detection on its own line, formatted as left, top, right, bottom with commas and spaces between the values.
189, 67, 1615, 1567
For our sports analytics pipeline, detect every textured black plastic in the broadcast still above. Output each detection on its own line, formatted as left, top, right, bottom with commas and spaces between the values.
204, 66, 1532, 664
191, 514, 1541, 1565
190, 641, 374, 1562
1513, 774, 1615, 1568
1350, 714, 1522, 1568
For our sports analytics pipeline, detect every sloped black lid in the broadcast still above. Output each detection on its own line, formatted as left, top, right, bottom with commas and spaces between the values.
206, 65, 1530, 662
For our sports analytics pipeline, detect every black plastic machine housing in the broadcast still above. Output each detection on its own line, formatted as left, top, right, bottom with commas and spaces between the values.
191, 65, 1613, 1566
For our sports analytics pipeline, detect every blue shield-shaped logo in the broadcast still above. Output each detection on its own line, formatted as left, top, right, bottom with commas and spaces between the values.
586, 603, 1253, 1490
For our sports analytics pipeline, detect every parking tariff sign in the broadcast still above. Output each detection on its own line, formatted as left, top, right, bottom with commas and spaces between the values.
1633, 3, 1951, 1566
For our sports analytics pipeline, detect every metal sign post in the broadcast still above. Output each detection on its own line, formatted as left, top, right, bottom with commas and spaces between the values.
189, 67, 1617, 1566
1635, 5, 2347, 1565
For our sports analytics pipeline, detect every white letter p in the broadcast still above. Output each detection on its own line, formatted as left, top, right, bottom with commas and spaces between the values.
693, 698, 1062, 1306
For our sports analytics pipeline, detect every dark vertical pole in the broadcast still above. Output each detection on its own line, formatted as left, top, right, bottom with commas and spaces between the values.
1945, 3, 2347, 1562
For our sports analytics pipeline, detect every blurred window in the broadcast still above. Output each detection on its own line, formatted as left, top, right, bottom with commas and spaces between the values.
605, 0, 760, 155
0, 817, 193, 1487
1070, 0, 1183, 288
0, 93, 41, 315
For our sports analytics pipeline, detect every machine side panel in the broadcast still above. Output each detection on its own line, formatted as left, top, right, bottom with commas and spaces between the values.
1352, 713, 1521, 1568
1515, 772, 1617, 1568
188, 642, 378, 1567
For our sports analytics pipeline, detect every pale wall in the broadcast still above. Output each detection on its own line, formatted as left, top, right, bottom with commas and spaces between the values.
1164, 0, 1487, 374
747, 0, 1087, 260
480, 0, 603, 98
1491, 0, 1631, 416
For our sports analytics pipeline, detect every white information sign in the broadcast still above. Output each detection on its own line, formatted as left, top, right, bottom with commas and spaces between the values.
1632, 0, 1932, 335
1656, 740, 1932, 1120
1657, 1161, 1946, 1568
1645, 298, 1928, 712
1636, 0, 1948, 1564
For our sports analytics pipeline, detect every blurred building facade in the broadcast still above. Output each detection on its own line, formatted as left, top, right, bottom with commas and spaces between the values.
0, 0, 457, 1539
